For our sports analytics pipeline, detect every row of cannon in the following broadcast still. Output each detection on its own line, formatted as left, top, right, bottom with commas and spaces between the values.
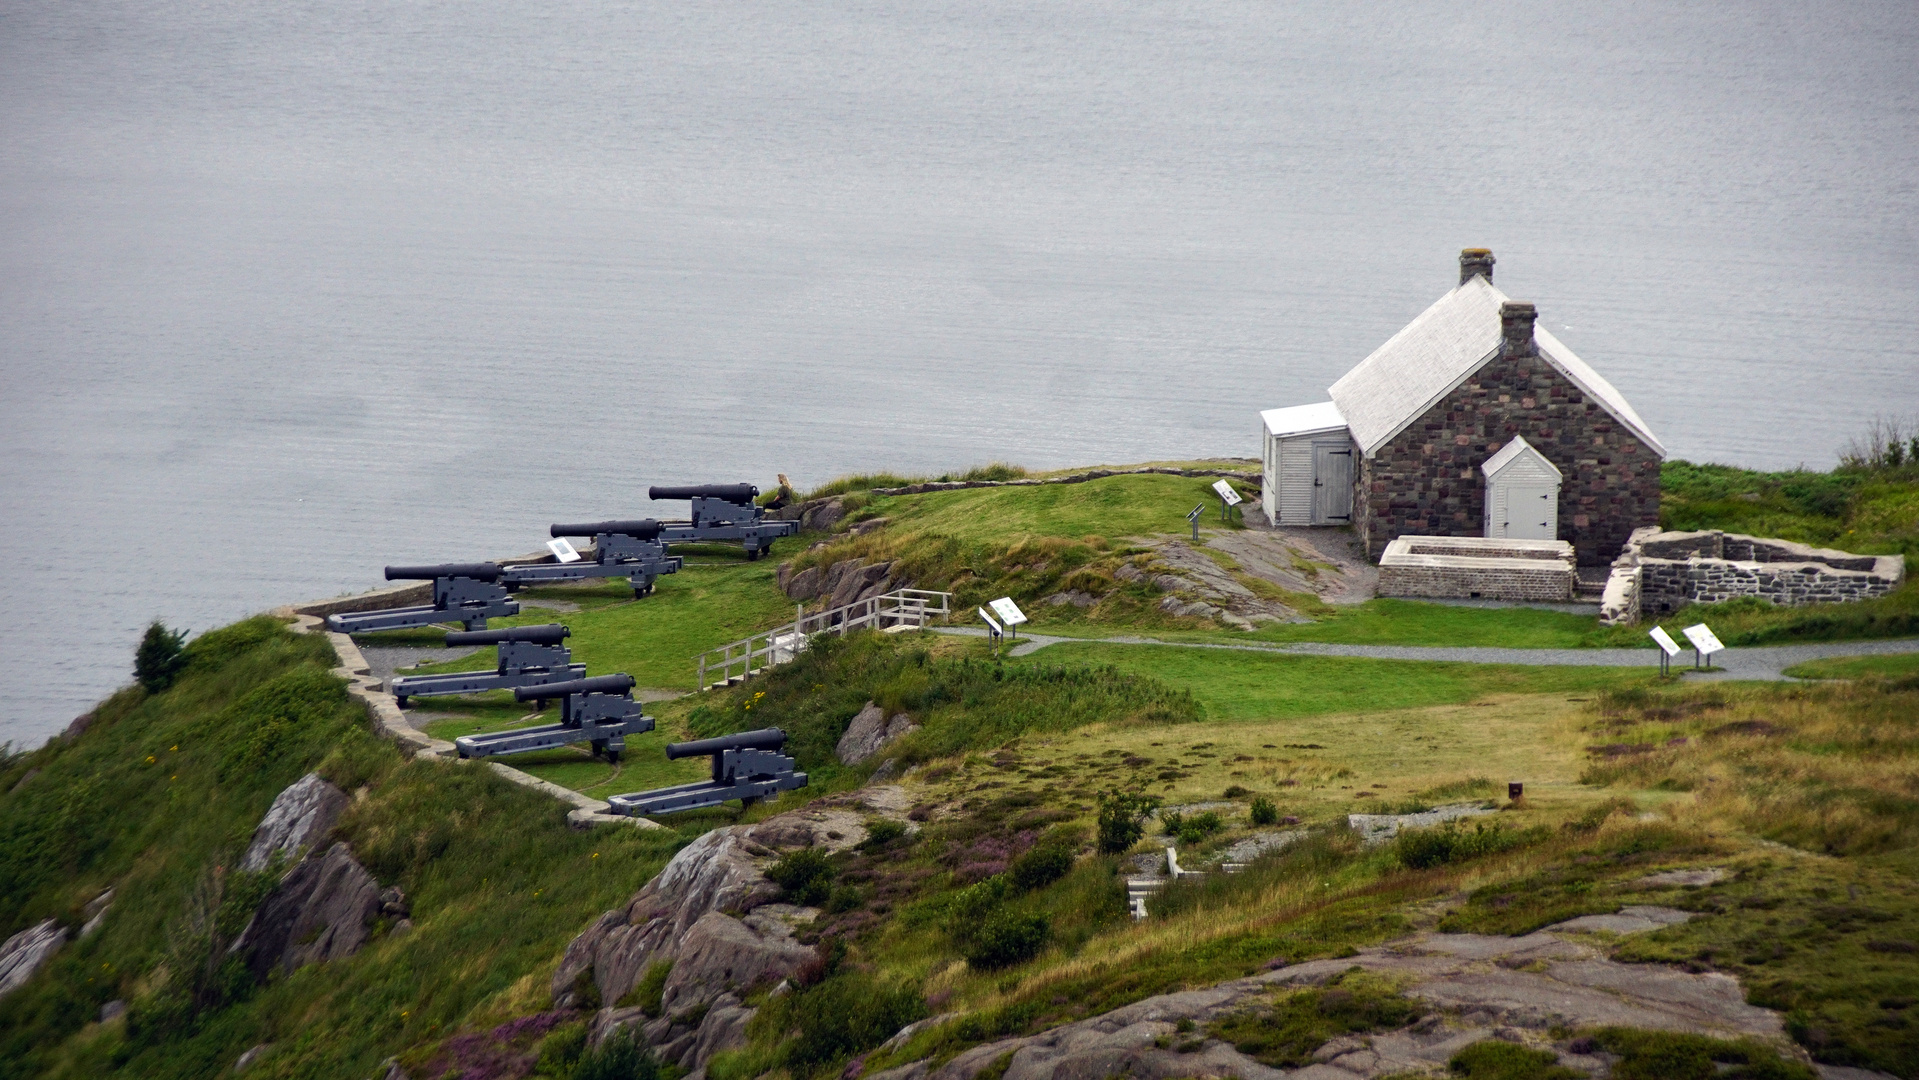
320, 484, 807, 817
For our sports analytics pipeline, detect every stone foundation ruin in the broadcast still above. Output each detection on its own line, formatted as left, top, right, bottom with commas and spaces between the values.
1376, 535, 1575, 602
1599, 527, 1904, 626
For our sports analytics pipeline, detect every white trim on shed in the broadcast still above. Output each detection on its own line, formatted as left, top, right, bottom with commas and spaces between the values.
1481, 435, 1561, 540
1259, 402, 1354, 526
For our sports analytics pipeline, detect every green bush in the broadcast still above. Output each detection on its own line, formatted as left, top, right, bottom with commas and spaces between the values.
135, 621, 189, 693
862, 818, 909, 849
1448, 1039, 1582, 1079
965, 911, 1050, 969
1250, 797, 1279, 826
534, 1020, 588, 1076
766, 848, 835, 906
1097, 790, 1160, 854
1395, 821, 1528, 870
572, 1027, 661, 1080
769, 969, 926, 1075
1208, 969, 1422, 1067
1175, 811, 1222, 845
1008, 842, 1074, 893
628, 960, 672, 1017
1594, 1027, 1816, 1080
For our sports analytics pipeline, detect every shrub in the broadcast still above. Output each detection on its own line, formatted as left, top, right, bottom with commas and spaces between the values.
767, 848, 835, 906
772, 969, 926, 1075
628, 960, 672, 1017
1223, 785, 1251, 798
1175, 812, 1223, 845
1209, 969, 1422, 1067
1448, 1039, 1583, 1079
134, 621, 189, 693
965, 912, 1050, 969
534, 1021, 588, 1076
1008, 842, 1074, 893
1395, 821, 1527, 870
861, 818, 908, 850
1250, 797, 1279, 826
1593, 1027, 1816, 1080
573, 1028, 661, 1080
1097, 790, 1161, 854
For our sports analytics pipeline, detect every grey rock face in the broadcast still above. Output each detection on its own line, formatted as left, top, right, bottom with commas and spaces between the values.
242, 772, 350, 872
80, 889, 114, 938
557, 792, 910, 1070
781, 564, 823, 601
0, 919, 66, 998
99, 999, 128, 1023
837, 702, 920, 765
234, 1043, 272, 1072
1044, 591, 1096, 608
234, 841, 381, 981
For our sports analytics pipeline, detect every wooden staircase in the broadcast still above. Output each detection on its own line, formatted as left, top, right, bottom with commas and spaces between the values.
694, 589, 954, 691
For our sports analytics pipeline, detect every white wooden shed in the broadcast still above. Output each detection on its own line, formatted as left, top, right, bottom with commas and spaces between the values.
1258, 401, 1354, 526
1481, 435, 1562, 540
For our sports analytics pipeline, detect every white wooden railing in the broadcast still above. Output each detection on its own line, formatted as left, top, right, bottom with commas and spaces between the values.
695, 589, 953, 691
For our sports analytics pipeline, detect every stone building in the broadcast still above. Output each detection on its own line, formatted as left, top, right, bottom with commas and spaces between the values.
1259, 250, 1664, 565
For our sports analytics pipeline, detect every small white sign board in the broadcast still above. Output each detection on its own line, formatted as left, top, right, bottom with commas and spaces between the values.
977, 607, 1003, 636
546, 538, 582, 564
1212, 479, 1243, 506
1647, 625, 1681, 657
1682, 623, 1724, 657
989, 597, 1028, 626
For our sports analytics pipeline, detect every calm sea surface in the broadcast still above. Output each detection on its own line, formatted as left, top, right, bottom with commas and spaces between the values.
3, 1, 1916, 746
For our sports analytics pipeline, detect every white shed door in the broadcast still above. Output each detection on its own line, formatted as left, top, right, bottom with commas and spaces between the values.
1497, 483, 1557, 540
1311, 443, 1354, 524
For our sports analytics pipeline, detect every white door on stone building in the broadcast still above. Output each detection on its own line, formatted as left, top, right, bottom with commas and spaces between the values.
1311, 442, 1354, 525
1481, 435, 1562, 541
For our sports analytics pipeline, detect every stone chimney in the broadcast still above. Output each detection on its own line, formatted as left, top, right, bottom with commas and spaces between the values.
1499, 301, 1538, 358
1459, 248, 1495, 286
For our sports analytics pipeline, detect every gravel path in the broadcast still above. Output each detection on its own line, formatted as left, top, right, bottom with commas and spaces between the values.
932, 626, 1919, 681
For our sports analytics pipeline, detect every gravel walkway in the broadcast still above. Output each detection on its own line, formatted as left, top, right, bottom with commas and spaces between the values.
932, 626, 1919, 681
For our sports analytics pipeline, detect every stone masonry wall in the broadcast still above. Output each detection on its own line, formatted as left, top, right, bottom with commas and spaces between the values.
1599, 528, 1904, 624
1353, 352, 1662, 566
1376, 563, 1574, 602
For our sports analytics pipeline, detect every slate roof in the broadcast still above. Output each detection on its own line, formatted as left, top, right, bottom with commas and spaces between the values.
1327, 275, 1665, 459
1260, 400, 1348, 439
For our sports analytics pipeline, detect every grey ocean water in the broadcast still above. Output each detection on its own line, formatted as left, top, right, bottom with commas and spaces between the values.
3, 1, 1916, 746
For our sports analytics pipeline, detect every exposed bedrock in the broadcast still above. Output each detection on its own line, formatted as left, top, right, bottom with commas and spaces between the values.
554, 790, 910, 1071
233, 840, 383, 981
241, 771, 350, 872
0, 920, 68, 999
838, 701, 919, 765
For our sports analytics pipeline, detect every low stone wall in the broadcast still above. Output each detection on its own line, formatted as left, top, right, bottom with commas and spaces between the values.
1376, 536, 1575, 602
1598, 527, 1904, 625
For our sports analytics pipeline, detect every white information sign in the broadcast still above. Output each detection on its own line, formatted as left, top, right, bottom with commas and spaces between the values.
977, 607, 1003, 636
1212, 479, 1243, 506
546, 538, 582, 564
1647, 626, 1681, 657
1682, 623, 1724, 656
988, 597, 1028, 627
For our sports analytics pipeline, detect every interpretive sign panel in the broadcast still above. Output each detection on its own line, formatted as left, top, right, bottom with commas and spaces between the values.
989, 597, 1027, 626
1682, 623, 1724, 657
1212, 479, 1243, 506
1647, 626, 1681, 657
546, 538, 582, 563
977, 608, 1003, 636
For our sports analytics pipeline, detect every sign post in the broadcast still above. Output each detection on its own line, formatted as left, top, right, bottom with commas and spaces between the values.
1187, 504, 1204, 541
988, 597, 1028, 642
1647, 625, 1681, 676
1681, 623, 1724, 671
546, 538, 583, 564
1212, 479, 1243, 523
977, 607, 1004, 657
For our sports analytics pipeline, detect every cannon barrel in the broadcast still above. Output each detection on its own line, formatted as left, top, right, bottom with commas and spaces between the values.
648, 484, 758, 505
666, 728, 788, 760
549, 519, 662, 539
444, 624, 570, 647
385, 563, 502, 582
514, 673, 635, 701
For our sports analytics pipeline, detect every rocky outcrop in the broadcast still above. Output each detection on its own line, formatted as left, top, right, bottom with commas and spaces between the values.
865, 912, 1790, 1080
241, 772, 350, 871
0, 919, 67, 998
233, 841, 381, 981
79, 889, 113, 938
553, 791, 910, 1071
779, 558, 902, 610
837, 702, 919, 765
771, 498, 849, 533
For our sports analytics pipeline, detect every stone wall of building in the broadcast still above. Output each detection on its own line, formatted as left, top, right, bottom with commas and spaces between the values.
1376, 536, 1575, 602
1597, 528, 1904, 625
1352, 352, 1661, 566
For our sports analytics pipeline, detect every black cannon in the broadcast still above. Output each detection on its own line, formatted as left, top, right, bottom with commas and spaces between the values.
648, 484, 798, 560
607, 727, 808, 816
388, 623, 586, 706
324, 563, 520, 635
500, 519, 683, 598
453, 673, 654, 762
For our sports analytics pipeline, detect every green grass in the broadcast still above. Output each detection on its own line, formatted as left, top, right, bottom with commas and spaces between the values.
861, 473, 1246, 543
1783, 653, 1919, 680
1014, 642, 1653, 723
0, 617, 690, 1080
1178, 599, 1608, 649
1660, 459, 1919, 558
